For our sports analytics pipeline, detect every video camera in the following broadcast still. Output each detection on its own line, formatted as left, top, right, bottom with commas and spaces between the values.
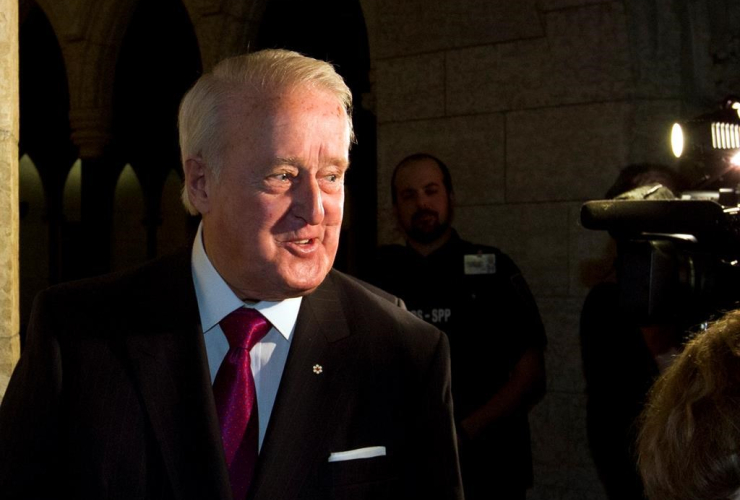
580, 98, 740, 326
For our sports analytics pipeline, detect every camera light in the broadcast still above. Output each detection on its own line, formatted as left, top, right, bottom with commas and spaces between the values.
671, 123, 684, 158
711, 122, 740, 149
731, 151, 740, 167
670, 98, 740, 160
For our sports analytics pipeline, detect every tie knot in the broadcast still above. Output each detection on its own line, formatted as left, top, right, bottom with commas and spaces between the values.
219, 308, 271, 351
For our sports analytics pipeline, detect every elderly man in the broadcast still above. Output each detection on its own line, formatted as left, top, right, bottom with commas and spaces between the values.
372, 153, 546, 500
0, 50, 463, 500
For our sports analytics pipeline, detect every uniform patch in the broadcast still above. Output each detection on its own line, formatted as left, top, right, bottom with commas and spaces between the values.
464, 253, 496, 275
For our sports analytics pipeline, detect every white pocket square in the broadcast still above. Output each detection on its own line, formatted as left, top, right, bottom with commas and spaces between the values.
327, 446, 387, 463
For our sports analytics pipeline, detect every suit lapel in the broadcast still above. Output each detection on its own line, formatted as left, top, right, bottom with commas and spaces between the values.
122, 260, 355, 500
123, 251, 231, 500
249, 272, 353, 500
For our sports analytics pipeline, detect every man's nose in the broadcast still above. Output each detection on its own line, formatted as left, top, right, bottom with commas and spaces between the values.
417, 193, 432, 210
293, 177, 324, 225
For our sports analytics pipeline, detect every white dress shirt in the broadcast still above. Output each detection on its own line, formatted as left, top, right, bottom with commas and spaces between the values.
191, 223, 301, 449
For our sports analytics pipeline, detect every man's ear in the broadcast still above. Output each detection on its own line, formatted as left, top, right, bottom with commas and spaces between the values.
183, 157, 211, 214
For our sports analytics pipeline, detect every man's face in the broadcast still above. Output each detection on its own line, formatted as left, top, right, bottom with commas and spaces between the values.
393, 158, 452, 244
197, 87, 350, 301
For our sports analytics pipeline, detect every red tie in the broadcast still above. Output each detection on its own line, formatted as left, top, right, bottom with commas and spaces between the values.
214, 308, 271, 500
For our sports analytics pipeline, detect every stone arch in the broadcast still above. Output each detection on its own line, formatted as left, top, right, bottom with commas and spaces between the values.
18, 154, 49, 339
19, 0, 77, 287
62, 159, 82, 224
23, 0, 81, 41
180, 0, 270, 69
38, 0, 272, 160
53, 0, 140, 158
158, 169, 191, 257
59, 159, 84, 281
112, 164, 147, 272
358, 0, 379, 62
27, 0, 138, 158
19, 1, 76, 168
113, 0, 202, 260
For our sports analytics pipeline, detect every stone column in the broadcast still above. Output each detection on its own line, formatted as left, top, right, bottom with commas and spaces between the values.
0, 0, 19, 400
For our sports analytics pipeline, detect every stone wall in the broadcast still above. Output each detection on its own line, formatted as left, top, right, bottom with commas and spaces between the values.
0, 0, 19, 401
362, 0, 729, 498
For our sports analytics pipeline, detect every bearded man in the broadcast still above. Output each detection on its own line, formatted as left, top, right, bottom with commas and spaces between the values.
372, 153, 547, 500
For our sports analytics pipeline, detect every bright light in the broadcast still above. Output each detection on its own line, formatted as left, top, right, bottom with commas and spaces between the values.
671, 123, 684, 158
734, 101, 740, 120
731, 151, 740, 167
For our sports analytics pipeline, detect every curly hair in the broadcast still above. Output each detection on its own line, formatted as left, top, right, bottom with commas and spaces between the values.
637, 309, 740, 500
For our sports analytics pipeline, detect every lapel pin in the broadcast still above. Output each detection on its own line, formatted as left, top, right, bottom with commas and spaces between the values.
313, 364, 323, 375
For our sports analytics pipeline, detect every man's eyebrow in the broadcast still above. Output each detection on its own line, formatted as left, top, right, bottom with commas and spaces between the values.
274, 156, 301, 167
332, 157, 351, 170
274, 156, 350, 170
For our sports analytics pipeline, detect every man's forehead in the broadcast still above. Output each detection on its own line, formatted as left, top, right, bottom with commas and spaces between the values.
396, 160, 445, 188
221, 88, 350, 145
228, 85, 344, 114
221, 86, 350, 141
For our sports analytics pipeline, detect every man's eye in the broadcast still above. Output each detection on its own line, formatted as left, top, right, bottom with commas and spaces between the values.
273, 173, 292, 181
321, 171, 345, 185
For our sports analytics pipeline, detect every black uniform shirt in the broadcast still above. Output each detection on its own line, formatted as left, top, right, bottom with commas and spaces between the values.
372, 231, 546, 484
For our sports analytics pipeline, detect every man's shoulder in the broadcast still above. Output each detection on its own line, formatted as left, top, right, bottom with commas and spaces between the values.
333, 271, 399, 304
325, 270, 442, 336
49, 248, 190, 293
35, 249, 195, 323
325, 269, 403, 313
322, 270, 449, 367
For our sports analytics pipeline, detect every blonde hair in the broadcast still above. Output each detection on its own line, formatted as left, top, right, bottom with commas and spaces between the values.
178, 49, 353, 214
638, 309, 740, 500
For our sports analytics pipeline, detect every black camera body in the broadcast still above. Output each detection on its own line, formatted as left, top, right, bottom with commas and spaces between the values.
580, 194, 740, 325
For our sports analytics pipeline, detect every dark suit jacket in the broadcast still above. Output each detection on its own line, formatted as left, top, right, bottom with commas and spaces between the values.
0, 250, 463, 500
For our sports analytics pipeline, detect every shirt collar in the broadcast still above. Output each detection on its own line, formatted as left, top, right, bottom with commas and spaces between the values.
191, 222, 301, 341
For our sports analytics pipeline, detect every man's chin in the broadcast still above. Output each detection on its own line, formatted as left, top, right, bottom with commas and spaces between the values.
277, 261, 334, 298
407, 226, 447, 245
231, 263, 331, 301
250, 279, 321, 302
278, 277, 324, 299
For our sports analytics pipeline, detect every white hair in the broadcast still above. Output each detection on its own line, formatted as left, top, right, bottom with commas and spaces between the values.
178, 49, 354, 214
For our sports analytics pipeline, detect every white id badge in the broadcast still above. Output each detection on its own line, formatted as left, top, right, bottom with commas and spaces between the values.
464, 253, 496, 275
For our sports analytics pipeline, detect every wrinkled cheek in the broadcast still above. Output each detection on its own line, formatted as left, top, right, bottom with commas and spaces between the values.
325, 195, 344, 224
325, 222, 341, 241
322, 229, 341, 263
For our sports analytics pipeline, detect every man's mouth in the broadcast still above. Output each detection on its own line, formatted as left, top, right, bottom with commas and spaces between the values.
413, 210, 439, 225
281, 236, 321, 254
